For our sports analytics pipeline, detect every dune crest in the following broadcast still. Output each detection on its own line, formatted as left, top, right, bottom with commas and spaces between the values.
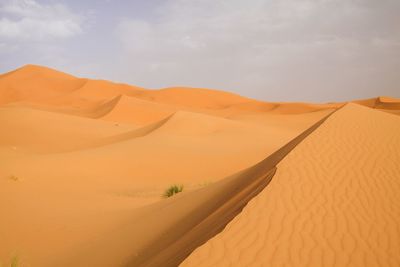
1, 65, 399, 267
182, 103, 400, 267
47, 107, 331, 267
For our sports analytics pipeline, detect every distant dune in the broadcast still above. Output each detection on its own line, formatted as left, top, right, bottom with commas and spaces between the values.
0, 65, 399, 267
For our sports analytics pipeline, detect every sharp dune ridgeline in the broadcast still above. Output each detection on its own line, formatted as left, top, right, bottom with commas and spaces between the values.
182, 103, 400, 267
0, 65, 399, 267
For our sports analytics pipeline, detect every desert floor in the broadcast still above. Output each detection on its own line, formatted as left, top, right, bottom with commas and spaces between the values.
1, 65, 399, 266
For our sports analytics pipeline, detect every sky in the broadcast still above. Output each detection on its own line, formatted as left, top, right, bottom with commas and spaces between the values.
0, 0, 399, 102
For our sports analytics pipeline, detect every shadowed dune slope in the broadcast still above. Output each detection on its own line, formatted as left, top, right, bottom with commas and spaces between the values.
1, 64, 400, 267
49, 109, 330, 267
352, 96, 400, 111
0, 106, 137, 153
0, 103, 331, 267
375, 96, 400, 110
266, 102, 341, 114
70, 79, 145, 101
0, 94, 123, 119
182, 103, 400, 267
1, 108, 317, 193
100, 95, 176, 125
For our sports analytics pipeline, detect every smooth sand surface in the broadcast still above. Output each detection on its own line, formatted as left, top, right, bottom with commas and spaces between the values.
1, 65, 399, 266
182, 104, 400, 267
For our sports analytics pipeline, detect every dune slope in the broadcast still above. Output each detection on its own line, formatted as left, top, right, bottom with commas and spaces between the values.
1, 65, 400, 267
182, 104, 400, 267
0, 106, 331, 267
0, 106, 137, 153
48, 108, 330, 267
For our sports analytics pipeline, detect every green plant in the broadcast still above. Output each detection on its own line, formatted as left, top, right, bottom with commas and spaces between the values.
163, 184, 184, 198
0, 256, 19, 267
10, 256, 18, 267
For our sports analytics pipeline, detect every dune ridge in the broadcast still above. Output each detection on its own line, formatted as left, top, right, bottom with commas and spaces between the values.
1, 65, 399, 267
2, 65, 398, 121
63, 114, 173, 152
54, 109, 332, 267
182, 103, 400, 267
0, 105, 137, 153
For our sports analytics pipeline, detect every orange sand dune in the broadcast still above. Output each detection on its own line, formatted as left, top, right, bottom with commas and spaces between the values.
0, 65, 399, 267
182, 104, 400, 267
375, 96, 400, 110
70, 79, 145, 100
266, 102, 341, 114
0, 65, 85, 105
1, 65, 397, 120
0, 65, 345, 118
135, 86, 251, 109
101, 95, 176, 125
1, 94, 123, 119
0, 96, 331, 266
0, 106, 329, 267
351, 97, 378, 107
0, 106, 137, 153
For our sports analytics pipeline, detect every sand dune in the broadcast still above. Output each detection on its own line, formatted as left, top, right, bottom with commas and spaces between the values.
0, 65, 86, 105
0, 65, 399, 267
182, 104, 400, 267
265, 102, 341, 114
101, 95, 175, 125
0, 105, 137, 153
375, 96, 400, 110
70, 79, 144, 101
1, 65, 396, 120
133, 87, 252, 109
1, 104, 330, 266
8, 109, 328, 267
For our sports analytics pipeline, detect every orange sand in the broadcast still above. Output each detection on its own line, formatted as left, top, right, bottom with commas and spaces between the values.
0, 65, 399, 266
182, 104, 400, 267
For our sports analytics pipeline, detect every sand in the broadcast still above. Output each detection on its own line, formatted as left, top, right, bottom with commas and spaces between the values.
182, 104, 400, 267
0, 65, 399, 266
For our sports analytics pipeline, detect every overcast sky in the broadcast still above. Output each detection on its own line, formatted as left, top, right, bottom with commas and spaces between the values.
1, 0, 399, 102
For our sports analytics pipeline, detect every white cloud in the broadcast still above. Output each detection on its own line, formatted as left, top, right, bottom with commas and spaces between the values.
114, 0, 400, 101
0, 0, 83, 41
1, 0, 398, 102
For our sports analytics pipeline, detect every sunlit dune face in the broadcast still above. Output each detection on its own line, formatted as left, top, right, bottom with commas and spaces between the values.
1, 46, 400, 267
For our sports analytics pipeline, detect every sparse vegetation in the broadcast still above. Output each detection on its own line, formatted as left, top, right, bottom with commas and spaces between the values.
163, 184, 184, 198
199, 181, 213, 187
9, 175, 18, 182
0, 256, 19, 267
11, 256, 18, 267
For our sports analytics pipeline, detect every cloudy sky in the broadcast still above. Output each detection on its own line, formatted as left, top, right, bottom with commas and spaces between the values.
1, 0, 399, 102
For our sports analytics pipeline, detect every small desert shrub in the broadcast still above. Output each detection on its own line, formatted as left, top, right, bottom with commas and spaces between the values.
0, 256, 18, 267
199, 181, 213, 187
9, 175, 18, 182
11, 256, 18, 267
163, 184, 184, 198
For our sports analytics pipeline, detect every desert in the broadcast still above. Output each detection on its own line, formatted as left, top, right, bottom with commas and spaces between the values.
1, 1, 400, 266
0, 65, 399, 266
